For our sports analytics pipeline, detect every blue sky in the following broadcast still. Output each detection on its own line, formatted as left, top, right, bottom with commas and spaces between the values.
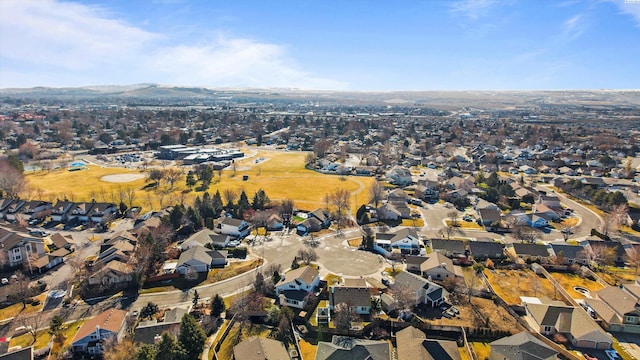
1, 0, 639, 90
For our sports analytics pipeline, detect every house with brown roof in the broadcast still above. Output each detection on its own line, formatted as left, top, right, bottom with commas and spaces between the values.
88, 261, 133, 286
0, 229, 46, 269
181, 228, 231, 249
330, 278, 371, 315
275, 266, 320, 309
524, 301, 612, 349
71, 309, 127, 356
232, 337, 290, 360
396, 326, 461, 360
584, 285, 640, 334
134, 306, 188, 345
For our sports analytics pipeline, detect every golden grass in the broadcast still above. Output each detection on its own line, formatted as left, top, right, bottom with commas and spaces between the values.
549, 272, 605, 299
561, 218, 579, 227
401, 219, 425, 227
347, 238, 362, 247
207, 259, 263, 284
471, 342, 491, 360
0, 293, 47, 321
484, 269, 557, 305
323, 274, 344, 286
299, 339, 317, 360
458, 347, 472, 360
25, 149, 374, 214
444, 220, 483, 230
601, 266, 639, 283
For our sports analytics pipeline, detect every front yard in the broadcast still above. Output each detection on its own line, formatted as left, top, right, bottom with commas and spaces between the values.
484, 269, 557, 305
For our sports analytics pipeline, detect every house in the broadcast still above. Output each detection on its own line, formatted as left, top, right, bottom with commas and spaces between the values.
71, 309, 127, 356
66, 202, 94, 223
49, 233, 73, 251
489, 332, 558, 360
88, 261, 133, 286
15, 201, 51, 221
376, 228, 421, 254
297, 217, 323, 234
393, 271, 448, 307
88, 202, 118, 224
377, 202, 411, 220
469, 240, 505, 259
478, 208, 501, 227
134, 306, 188, 345
176, 247, 227, 274
0, 229, 47, 269
181, 228, 231, 249
549, 244, 586, 265
50, 200, 74, 222
396, 326, 461, 360
0, 346, 33, 360
233, 337, 290, 360
316, 336, 391, 360
3, 200, 25, 221
216, 217, 251, 238
538, 193, 561, 208
407, 252, 463, 280
524, 301, 612, 349
31, 249, 69, 273
429, 239, 467, 258
275, 266, 320, 309
511, 243, 551, 261
0, 198, 15, 220
95, 235, 136, 266
330, 278, 371, 315
514, 213, 549, 228
584, 285, 640, 334
533, 204, 561, 221
387, 166, 412, 186
265, 213, 284, 231
308, 208, 331, 228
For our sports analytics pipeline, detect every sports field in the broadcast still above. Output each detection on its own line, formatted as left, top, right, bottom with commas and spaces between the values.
25, 148, 375, 213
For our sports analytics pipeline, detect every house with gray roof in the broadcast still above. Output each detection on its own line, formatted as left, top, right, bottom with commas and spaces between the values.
429, 239, 467, 258
330, 278, 371, 315
511, 243, 551, 261
524, 301, 612, 349
584, 285, 640, 334
406, 253, 463, 281
549, 244, 587, 265
181, 228, 231, 249
316, 336, 390, 360
176, 247, 226, 274
376, 228, 421, 254
275, 266, 320, 309
233, 337, 290, 360
489, 332, 558, 360
393, 271, 448, 307
469, 240, 505, 259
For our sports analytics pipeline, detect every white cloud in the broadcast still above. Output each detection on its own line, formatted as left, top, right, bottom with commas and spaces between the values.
0, 0, 344, 89
563, 14, 586, 40
606, 0, 640, 27
449, 0, 497, 19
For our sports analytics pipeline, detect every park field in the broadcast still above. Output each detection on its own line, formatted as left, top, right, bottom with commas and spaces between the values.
24, 148, 375, 213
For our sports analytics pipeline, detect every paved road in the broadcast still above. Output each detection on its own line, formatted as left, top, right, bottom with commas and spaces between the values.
535, 185, 604, 238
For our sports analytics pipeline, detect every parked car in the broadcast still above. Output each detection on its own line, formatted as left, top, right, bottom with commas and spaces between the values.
605, 350, 623, 360
462, 215, 473, 222
1, 278, 8, 285
450, 306, 460, 314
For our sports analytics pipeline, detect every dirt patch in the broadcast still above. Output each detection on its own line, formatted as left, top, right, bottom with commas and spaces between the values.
100, 174, 146, 183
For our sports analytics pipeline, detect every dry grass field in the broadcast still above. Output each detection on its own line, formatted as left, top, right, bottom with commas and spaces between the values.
549, 272, 605, 299
25, 149, 375, 213
484, 269, 557, 305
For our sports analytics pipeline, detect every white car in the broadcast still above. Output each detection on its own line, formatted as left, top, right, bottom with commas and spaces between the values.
1, 278, 8, 285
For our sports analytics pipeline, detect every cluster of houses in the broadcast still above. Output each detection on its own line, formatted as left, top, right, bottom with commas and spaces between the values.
0, 227, 72, 276
0, 197, 118, 226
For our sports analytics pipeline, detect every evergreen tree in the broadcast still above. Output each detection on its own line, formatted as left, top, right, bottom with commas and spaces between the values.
156, 332, 186, 360
237, 190, 251, 218
212, 190, 224, 217
211, 294, 226, 318
178, 314, 206, 360
169, 205, 185, 229
135, 344, 156, 360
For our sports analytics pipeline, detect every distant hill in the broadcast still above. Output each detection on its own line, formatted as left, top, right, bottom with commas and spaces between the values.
1, 84, 639, 108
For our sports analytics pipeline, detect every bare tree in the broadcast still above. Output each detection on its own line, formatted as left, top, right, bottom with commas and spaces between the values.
330, 188, 351, 231
0, 158, 26, 198
369, 181, 385, 208
14, 312, 45, 345
390, 283, 415, 313
513, 225, 541, 243
164, 168, 183, 190
626, 246, 640, 274
447, 210, 460, 227
313, 138, 332, 158
389, 252, 403, 271
11, 271, 32, 309
126, 187, 137, 209
333, 302, 360, 330
223, 189, 238, 207
296, 248, 317, 265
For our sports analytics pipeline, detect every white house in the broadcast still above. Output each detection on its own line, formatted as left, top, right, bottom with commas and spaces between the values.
376, 228, 421, 255
50, 200, 74, 222
216, 217, 251, 238
176, 247, 226, 274
275, 266, 320, 309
